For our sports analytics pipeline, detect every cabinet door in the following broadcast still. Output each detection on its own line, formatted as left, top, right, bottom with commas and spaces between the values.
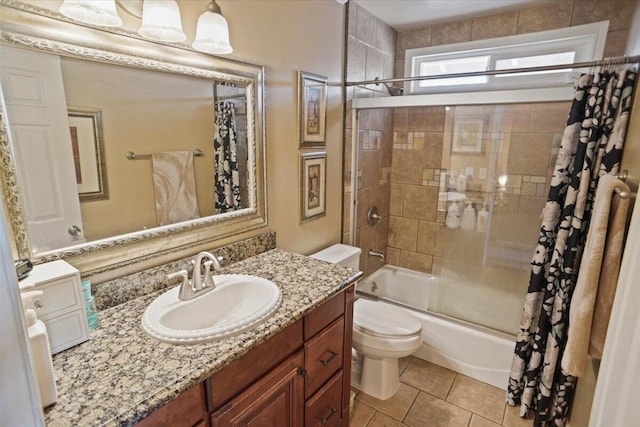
211, 351, 304, 427
136, 384, 207, 427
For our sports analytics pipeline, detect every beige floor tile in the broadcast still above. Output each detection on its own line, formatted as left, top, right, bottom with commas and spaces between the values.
503, 404, 534, 427
366, 411, 406, 427
404, 392, 471, 427
446, 375, 506, 423
398, 356, 412, 375
399, 358, 456, 399
469, 413, 502, 427
350, 400, 376, 427
356, 383, 419, 421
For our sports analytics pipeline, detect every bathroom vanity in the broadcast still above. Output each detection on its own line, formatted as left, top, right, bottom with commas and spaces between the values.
43, 249, 361, 426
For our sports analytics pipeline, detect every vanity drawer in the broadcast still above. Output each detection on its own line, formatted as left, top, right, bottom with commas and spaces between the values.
305, 371, 343, 427
34, 275, 84, 321
45, 309, 90, 354
304, 291, 345, 339
305, 317, 344, 398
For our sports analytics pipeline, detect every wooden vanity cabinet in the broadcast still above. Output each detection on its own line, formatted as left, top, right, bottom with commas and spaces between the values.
137, 285, 355, 427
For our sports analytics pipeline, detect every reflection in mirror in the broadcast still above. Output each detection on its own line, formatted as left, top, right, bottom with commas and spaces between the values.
0, 2, 266, 272
0, 47, 250, 253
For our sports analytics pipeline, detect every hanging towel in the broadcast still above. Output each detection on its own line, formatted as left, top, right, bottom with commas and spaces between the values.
151, 151, 200, 226
561, 175, 630, 377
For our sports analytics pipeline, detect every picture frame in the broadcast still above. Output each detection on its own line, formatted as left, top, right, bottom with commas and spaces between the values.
300, 151, 326, 223
298, 71, 328, 147
452, 116, 485, 154
67, 108, 109, 201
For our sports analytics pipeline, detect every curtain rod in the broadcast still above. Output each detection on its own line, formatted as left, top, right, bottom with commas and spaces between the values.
345, 55, 640, 87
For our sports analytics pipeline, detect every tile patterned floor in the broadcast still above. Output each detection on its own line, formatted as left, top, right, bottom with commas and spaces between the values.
350, 357, 534, 427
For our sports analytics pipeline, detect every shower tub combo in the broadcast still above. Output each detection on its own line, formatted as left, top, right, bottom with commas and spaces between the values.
357, 265, 515, 389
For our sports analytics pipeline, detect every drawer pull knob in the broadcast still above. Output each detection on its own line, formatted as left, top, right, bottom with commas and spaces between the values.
320, 350, 339, 366
297, 367, 307, 376
34, 300, 44, 309
319, 407, 337, 425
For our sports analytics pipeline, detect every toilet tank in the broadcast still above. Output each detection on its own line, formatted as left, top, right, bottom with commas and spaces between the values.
310, 244, 362, 270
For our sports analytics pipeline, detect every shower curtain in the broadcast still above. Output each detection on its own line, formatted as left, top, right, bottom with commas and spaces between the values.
214, 100, 241, 213
507, 68, 637, 426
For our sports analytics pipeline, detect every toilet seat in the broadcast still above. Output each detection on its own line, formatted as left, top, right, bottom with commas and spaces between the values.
354, 299, 422, 338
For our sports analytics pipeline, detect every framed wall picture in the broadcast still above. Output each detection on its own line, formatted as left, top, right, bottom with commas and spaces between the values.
300, 151, 326, 223
67, 108, 109, 201
452, 116, 485, 154
298, 71, 327, 147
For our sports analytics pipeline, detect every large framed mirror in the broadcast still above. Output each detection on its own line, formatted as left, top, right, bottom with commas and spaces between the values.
0, 2, 267, 276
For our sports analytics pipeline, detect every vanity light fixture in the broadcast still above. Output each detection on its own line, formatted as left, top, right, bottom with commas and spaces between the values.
59, 0, 123, 27
192, 0, 233, 55
138, 0, 186, 42
59, 0, 232, 54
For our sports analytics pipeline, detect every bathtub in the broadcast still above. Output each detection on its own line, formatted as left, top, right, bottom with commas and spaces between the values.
358, 265, 515, 390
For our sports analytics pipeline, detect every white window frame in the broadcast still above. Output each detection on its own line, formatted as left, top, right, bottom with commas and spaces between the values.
404, 21, 609, 95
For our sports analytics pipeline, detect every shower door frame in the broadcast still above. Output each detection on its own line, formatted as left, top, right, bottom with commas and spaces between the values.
347, 86, 575, 246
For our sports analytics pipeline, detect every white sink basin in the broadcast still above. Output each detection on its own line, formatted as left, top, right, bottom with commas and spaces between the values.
141, 274, 282, 344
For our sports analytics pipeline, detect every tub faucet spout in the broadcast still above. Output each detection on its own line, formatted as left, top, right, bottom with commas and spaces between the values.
368, 249, 385, 262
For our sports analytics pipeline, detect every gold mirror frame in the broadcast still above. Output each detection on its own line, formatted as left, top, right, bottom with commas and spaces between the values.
0, 1, 267, 276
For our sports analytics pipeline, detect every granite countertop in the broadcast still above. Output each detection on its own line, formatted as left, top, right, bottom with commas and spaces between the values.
44, 249, 360, 426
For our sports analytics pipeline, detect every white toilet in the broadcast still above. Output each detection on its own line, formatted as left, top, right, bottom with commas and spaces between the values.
310, 244, 423, 400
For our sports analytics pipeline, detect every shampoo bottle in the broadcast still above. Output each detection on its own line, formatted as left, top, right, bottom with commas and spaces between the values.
476, 202, 489, 233
445, 201, 461, 229
21, 290, 58, 408
460, 202, 476, 230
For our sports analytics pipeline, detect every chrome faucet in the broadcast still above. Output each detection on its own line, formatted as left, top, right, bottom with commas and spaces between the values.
368, 249, 385, 262
167, 251, 223, 301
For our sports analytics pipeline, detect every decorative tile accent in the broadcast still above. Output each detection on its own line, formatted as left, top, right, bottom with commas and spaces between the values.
92, 232, 276, 310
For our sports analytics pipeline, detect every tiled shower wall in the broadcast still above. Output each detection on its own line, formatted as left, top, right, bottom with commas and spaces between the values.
386, 103, 570, 277
344, 0, 636, 278
344, 3, 397, 277
394, 0, 636, 79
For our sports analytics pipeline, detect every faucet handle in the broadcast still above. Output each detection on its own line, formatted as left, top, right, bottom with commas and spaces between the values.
167, 270, 189, 287
203, 260, 216, 289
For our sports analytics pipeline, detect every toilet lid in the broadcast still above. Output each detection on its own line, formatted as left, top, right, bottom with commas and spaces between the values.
354, 299, 422, 338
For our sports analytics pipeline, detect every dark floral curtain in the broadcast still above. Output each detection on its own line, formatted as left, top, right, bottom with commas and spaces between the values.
214, 100, 241, 213
507, 68, 637, 426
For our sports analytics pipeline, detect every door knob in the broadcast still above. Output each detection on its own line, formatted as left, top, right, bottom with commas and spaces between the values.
68, 225, 82, 236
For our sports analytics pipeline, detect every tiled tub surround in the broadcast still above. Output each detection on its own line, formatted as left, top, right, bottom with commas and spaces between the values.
92, 231, 276, 310
44, 249, 361, 426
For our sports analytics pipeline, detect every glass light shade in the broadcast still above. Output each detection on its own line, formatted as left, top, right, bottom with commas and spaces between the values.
192, 11, 233, 55
59, 0, 122, 27
138, 0, 186, 43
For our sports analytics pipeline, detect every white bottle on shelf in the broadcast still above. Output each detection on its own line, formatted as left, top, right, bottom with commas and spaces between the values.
476, 202, 489, 233
445, 201, 461, 229
456, 173, 467, 193
21, 290, 58, 408
460, 202, 476, 230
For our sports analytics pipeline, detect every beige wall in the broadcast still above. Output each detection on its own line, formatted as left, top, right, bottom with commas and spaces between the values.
205, 0, 346, 255
16, 0, 346, 256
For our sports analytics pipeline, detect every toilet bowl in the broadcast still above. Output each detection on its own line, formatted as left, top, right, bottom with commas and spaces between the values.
351, 298, 422, 400
309, 244, 423, 400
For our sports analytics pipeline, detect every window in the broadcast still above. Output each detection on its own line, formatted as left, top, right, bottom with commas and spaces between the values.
405, 21, 608, 94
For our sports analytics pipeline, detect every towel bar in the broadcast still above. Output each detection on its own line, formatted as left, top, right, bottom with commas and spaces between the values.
126, 149, 204, 160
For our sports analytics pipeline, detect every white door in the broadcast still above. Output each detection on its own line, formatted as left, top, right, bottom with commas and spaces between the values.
0, 46, 85, 252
